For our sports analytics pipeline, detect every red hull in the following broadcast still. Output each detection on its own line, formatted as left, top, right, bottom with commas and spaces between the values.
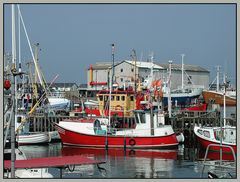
55, 124, 178, 149
202, 90, 236, 106
198, 150, 235, 161
183, 103, 207, 111
196, 136, 236, 154
61, 147, 178, 160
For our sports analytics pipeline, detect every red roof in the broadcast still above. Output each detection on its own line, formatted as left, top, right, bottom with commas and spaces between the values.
4, 155, 106, 169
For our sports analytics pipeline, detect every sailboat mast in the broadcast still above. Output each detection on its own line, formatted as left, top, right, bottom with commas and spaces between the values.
181, 54, 185, 90
11, 4, 16, 178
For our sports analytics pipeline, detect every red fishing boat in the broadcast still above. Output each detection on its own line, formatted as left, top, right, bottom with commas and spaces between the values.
55, 110, 179, 149
194, 126, 236, 154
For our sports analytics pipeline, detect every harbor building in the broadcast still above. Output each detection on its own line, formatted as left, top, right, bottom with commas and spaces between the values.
85, 60, 210, 96
156, 63, 210, 89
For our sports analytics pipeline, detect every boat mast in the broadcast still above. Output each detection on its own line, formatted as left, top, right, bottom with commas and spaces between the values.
111, 43, 115, 89
223, 73, 226, 126
17, 5, 44, 87
168, 60, 172, 118
132, 49, 137, 92
11, 4, 16, 178
150, 53, 154, 136
216, 65, 220, 92
181, 54, 185, 90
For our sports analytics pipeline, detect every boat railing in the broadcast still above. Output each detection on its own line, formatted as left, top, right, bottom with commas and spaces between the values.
201, 144, 236, 178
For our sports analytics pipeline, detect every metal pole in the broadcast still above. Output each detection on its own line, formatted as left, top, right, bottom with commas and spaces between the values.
11, 4, 16, 178
168, 60, 172, 118
181, 54, 185, 90
10, 73, 16, 178
216, 66, 220, 92
111, 43, 115, 87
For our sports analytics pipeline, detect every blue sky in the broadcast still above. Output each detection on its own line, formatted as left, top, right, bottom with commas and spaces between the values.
4, 4, 236, 85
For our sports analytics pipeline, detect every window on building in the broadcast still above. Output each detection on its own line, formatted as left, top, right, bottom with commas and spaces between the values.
120, 78, 123, 82
121, 96, 125, 101
121, 68, 123, 72
131, 68, 134, 72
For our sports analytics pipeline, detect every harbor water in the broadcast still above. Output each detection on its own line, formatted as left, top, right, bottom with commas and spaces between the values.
17, 142, 236, 179
12, 107, 236, 179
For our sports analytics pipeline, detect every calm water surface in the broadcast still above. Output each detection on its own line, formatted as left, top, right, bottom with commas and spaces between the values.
17, 142, 236, 179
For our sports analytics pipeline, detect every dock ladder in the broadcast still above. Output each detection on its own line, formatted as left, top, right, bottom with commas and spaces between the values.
201, 144, 236, 178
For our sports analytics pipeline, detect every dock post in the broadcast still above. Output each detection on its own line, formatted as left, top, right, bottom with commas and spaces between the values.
124, 136, 126, 151
33, 117, 36, 132
44, 115, 47, 132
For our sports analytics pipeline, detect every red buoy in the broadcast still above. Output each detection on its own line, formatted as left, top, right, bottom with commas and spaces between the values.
4, 79, 11, 90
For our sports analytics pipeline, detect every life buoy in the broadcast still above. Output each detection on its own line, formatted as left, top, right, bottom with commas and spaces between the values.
115, 105, 123, 111
129, 138, 136, 146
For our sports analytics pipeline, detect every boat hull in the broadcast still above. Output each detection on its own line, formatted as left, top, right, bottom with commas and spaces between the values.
194, 126, 236, 154
163, 94, 201, 106
16, 133, 50, 145
195, 135, 236, 154
55, 124, 179, 149
202, 90, 236, 106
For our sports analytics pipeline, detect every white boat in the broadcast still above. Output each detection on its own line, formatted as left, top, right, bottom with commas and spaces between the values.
16, 132, 51, 145
194, 73, 236, 154
193, 125, 236, 154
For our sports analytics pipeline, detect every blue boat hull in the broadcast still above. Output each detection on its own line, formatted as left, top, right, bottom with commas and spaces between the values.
163, 95, 200, 106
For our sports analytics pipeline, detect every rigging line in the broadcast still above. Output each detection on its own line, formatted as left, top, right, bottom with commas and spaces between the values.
17, 5, 43, 86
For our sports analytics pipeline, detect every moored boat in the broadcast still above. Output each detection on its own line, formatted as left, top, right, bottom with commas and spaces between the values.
55, 110, 179, 149
202, 90, 236, 106
16, 132, 51, 145
193, 125, 236, 154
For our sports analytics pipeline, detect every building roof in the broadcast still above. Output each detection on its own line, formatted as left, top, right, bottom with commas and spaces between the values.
156, 63, 210, 73
124, 60, 164, 69
90, 62, 120, 70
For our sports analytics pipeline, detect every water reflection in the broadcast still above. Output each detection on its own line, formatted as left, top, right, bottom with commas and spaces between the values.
15, 142, 235, 178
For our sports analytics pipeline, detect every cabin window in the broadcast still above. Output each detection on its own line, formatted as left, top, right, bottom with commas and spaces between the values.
134, 113, 139, 124
111, 96, 115, 101
121, 68, 123, 72
121, 96, 125, 101
130, 96, 134, 101
116, 96, 120, 101
99, 95, 103, 101
197, 129, 203, 135
203, 131, 210, 138
139, 113, 146, 123
104, 96, 109, 101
